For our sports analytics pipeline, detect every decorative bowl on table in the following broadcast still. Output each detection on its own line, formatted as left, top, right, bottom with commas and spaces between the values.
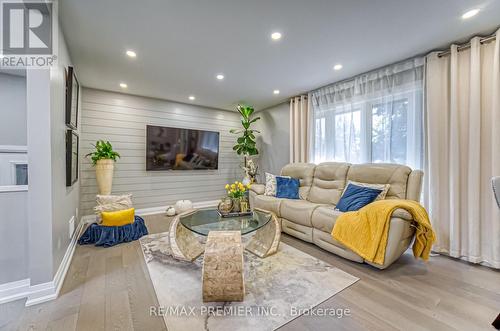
218, 196, 233, 215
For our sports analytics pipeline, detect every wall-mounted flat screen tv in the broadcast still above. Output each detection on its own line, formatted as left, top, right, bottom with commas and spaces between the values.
146, 125, 219, 170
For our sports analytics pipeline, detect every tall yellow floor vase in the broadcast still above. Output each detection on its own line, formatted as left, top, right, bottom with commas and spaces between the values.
95, 159, 114, 195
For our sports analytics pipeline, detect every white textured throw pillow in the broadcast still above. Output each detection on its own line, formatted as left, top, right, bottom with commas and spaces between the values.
264, 172, 291, 196
94, 194, 133, 223
343, 181, 390, 200
264, 173, 277, 196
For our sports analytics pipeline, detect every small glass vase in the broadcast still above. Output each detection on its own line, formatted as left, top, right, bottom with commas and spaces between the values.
231, 198, 241, 213
240, 199, 249, 213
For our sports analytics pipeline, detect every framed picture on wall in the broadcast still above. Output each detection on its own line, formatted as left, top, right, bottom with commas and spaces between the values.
66, 130, 79, 187
65, 66, 79, 129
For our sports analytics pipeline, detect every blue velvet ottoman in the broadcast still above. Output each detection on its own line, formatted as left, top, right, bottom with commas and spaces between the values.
78, 215, 148, 247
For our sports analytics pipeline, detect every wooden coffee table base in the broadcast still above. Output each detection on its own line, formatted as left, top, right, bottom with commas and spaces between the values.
202, 231, 245, 302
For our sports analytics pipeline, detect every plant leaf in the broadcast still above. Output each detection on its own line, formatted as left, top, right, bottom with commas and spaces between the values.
249, 116, 260, 124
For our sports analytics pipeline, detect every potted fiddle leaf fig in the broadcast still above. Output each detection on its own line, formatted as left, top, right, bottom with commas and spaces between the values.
230, 104, 260, 157
85, 140, 120, 195
230, 104, 261, 184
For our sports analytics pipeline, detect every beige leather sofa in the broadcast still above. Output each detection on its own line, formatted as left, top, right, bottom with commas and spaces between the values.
249, 162, 423, 269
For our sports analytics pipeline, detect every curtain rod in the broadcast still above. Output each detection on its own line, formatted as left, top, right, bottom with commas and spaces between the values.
437, 34, 497, 57
290, 95, 308, 102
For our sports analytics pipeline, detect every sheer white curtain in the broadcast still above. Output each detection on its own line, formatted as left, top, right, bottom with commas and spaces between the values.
309, 58, 424, 170
424, 29, 500, 268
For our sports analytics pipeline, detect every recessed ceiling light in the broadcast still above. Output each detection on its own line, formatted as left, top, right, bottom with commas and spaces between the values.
126, 50, 137, 58
462, 8, 480, 19
216, 74, 224, 80
273, 90, 280, 95
333, 64, 343, 70
271, 32, 282, 40
189, 95, 195, 100
119, 83, 128, 88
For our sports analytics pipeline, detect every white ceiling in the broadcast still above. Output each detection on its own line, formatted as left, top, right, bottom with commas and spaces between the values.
59, 0, 500, 111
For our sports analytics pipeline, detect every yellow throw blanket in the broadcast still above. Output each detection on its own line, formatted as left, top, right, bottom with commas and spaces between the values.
331, 199, 435, 265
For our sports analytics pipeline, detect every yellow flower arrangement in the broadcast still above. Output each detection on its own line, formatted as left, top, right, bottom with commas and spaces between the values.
225, 181, 251, 199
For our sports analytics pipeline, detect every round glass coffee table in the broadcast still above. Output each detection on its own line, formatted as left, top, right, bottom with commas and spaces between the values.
168, 208, 281, 262
168, 208, 281, 302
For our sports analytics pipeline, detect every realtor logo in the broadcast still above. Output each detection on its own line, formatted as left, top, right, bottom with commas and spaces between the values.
1, 1, 52, 55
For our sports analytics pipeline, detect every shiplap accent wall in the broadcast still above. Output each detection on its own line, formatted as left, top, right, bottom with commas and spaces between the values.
80, 88, 241, 216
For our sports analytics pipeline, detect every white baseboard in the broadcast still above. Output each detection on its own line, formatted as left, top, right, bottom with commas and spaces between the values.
0, 278, 30, 304
24, 217, 86, 307
135, 200, 220, 216
82, 199, 220, 220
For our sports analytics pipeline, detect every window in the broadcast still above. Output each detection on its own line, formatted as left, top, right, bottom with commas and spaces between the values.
0, 148, 28, 189
310, 58, 424, 169
371, 97, 410, 165
313, 117, 326, 162
15, 163, 28, 185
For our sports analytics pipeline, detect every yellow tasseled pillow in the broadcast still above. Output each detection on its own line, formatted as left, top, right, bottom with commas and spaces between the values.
101, 208, 135, 227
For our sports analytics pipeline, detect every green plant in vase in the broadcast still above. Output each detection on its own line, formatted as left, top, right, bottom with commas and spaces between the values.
230, 104, 260, 183
85, 140, 121, 165
85, 140, 121, 195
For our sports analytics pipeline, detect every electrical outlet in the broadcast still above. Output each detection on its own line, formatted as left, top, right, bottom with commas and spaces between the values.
69, 216, 75, 239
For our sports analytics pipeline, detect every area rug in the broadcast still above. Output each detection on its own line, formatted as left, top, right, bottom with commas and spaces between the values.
140, 232, 358, 331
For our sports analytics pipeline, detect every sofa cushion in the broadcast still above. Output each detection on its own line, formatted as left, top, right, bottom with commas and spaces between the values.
281, 163, 316, 200
342, 180, 390, 200
307, 162, 350, 205
347, 163, 412, 199
280, 199, 322, 227
276, 177, 300, 199
311, 206, 343, 233
336, 184, 382, 212
253, 195, 285, 217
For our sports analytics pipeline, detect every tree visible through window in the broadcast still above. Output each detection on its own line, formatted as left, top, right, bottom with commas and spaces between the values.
371, 98, 408, 165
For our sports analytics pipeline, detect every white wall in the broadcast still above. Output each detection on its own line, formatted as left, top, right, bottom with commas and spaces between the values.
0, 73, 28, 186
26, 68, 53, 284
0, 191, 28, 284
50, 28, 80, 276
0, 73, 26, 146
79, 88, 241, 215
255, 102, 290, 181
0, 71, 28, 285
25, 25, 80, 285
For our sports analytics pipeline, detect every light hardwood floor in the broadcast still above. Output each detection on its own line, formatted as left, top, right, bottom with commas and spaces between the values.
1, 213, 499, 331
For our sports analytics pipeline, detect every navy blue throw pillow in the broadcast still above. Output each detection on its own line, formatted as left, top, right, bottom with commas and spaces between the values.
336, 184, 382, 212
276, 177, 300, 199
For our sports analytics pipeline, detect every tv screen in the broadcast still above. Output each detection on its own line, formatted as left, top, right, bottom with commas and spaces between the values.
146, 125, 219, 170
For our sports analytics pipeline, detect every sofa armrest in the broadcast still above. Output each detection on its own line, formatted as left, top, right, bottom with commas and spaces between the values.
250, 183, 265, 195
391, 208, 413, 221
367, 216, 416, 269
